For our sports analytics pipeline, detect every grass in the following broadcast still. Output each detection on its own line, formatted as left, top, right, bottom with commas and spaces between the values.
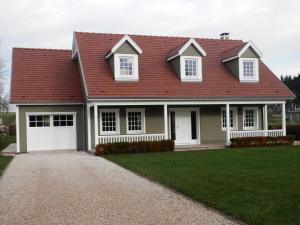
105, 146, 300, 225
0, 136, 16, 152
0, 156, 13, 176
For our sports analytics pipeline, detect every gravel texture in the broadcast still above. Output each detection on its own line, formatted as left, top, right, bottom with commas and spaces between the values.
0, 150, 239, 225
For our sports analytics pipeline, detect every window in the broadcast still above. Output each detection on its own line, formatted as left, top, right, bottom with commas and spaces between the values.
29, 115, 50, 127
243, 60, 254, 77
191, 111, 197, 140
126, 109, 145, 134
100, 109, 120, 134
53, 115, 73, 127
180, 56, 202, 81
243, 107, 258, 130
185, 59, 197, 77
221, 108, 238, 130
239, 58, 259, 82
120, 56, 133, 76
114, 54, 139, 81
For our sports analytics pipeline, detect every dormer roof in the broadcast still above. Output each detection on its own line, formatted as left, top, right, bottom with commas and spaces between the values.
105, 35, 142, 59
167, 38, 207, 61
222, 41, 263, 62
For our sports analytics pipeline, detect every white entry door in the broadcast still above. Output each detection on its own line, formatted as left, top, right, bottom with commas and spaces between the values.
27, 113, 77, 151
170, 108, 199, 145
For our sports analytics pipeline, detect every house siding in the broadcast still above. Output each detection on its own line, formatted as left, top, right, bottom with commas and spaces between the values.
241, 47, 259, 58
95, 106, 164, 140
182, 45, 202, 56
18, 105, 85, 153
115, 41, 139, 54
225, 59, 239, 80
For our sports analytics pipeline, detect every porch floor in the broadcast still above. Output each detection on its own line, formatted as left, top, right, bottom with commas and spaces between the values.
175, 144, 227, 151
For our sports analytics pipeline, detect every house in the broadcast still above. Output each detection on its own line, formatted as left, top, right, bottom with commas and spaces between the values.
10, 32, 295, 153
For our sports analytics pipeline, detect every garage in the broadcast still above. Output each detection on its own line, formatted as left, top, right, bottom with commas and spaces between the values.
26, 113, 77, 151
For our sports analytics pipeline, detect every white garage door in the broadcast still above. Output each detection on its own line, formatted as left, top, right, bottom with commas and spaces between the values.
27, 113, 77, 151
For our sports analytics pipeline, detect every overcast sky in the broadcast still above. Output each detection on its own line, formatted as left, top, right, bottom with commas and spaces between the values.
1, 0, 300, 93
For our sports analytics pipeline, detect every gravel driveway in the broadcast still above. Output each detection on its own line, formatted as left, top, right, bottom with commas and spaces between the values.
0, 151, 239, 225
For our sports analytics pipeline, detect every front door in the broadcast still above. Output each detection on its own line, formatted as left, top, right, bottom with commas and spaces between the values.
170, 108, 199, 145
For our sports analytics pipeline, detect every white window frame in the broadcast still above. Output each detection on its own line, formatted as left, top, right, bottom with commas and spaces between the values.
221, 107, 238, 131
99, 108, 120, 135
239, 58, 259, 82
126, 108, 145, 134
114, 53, 139, 81
242, 107, 259, 130
180, 56, 202, 82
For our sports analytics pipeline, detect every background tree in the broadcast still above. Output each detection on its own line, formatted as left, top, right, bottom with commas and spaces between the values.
281, 74, 300, 110
0, 41, 10, 123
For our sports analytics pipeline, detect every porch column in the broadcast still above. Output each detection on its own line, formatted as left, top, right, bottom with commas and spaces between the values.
282, 103, 286, 136
226, 104, 230, 146
263, 105, 268, 136
86, 104, 91, 151
94, 105, 99, 146
164, 104, 168, 139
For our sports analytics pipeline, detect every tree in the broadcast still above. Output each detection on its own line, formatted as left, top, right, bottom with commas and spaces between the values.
0, 41, 9, 117
281, 74, 300, 110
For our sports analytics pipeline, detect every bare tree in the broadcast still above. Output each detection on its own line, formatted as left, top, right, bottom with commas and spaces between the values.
0, 41, 9, 121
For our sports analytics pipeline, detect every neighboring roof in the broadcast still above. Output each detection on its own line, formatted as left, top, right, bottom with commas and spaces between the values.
166, 38, 207, 61
105, 35, 143, 59
11, 48, 84, 103
222, 41, 263, 62
74, 32, 294, 99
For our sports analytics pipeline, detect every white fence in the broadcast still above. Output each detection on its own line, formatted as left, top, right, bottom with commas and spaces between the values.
98, 133, 165, 144
230, 129, 284, 139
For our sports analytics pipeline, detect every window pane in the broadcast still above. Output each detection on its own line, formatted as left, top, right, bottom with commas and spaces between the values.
244, 109, 254, 127
102, 112, 116, 132
29, 116, 36, 122
120, 56, 133, 76
54, 121, 59, 126
29, 122, 36, 127
222, 110, 234, 129
191, 111, 197, 140
127, 111, 142, 132
185, 59, 197, 77
243, 61, 254, 77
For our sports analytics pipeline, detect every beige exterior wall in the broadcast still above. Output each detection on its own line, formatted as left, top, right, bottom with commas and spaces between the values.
18, 105, 85, 153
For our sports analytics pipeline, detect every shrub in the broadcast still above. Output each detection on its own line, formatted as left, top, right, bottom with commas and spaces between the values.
95, 140, 175, 156
230, 135, 295, 148
268, 125, 300, 140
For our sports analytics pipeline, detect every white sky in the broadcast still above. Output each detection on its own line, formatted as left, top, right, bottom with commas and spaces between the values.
1, 0, 300, 94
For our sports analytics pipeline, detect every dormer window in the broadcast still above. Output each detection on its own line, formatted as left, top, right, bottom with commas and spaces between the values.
180, 56, 202, 81
239, 58, 259, 82
105, 35, 142, 81
222, 41, 262, 83
167, 38, 206, 82
114, 54, 138, 80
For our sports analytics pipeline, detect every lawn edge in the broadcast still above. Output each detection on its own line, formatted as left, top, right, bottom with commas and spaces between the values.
0, 155, 14, 177
103, 155, 247, 225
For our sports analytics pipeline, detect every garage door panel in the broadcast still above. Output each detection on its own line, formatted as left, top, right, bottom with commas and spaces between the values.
27, 113, 77, 151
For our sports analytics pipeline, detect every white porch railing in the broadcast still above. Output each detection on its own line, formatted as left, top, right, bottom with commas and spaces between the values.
98, 133, 165, 144
230, 129, 284, 139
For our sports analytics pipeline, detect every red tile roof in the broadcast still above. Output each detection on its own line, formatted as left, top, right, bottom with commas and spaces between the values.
11, 48, 84, 103
75, 32, 294, 99
221, 42, 247, 61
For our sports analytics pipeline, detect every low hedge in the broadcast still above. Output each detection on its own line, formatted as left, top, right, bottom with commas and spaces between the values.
268, 125, 300, 140
230, 135, 295, 148
95, 140, 174, 156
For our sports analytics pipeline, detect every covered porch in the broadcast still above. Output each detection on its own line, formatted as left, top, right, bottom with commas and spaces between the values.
86, 100, 287, 150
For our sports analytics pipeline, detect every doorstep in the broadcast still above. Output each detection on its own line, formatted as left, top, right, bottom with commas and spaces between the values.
175, 144, 227, 151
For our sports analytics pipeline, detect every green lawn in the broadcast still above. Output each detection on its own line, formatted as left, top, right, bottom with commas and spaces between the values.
0, 136, 16, 152
0, 156, 13, 176
105, 146, 300, 225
